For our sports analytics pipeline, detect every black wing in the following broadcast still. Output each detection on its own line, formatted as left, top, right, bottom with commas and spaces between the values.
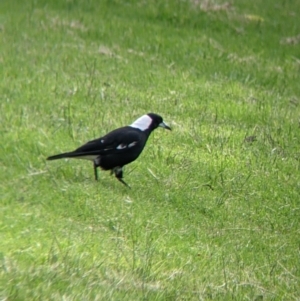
73, 126, 146, 156
47, 126, 148, 162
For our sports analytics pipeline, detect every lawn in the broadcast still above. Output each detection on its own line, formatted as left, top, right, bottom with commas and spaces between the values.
1, 0, 300, 300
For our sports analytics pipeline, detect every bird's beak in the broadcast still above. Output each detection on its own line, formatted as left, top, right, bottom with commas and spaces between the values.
159, 122, 171, 131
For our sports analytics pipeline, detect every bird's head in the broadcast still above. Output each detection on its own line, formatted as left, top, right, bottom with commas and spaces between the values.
130, 113, 171, 132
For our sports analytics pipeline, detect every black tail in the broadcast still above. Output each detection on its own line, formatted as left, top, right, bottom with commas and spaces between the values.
47, 152, 78, 160
47, 150, 100, 161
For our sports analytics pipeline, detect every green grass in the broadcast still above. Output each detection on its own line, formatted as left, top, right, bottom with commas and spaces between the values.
1, 0, 300, 300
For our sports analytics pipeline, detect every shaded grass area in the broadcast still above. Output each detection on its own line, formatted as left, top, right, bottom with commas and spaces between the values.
1, 0, 300, 300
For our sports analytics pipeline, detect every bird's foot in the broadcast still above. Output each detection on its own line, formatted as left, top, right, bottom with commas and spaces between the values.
117, 177, 131, 188
113, 167, 130, 188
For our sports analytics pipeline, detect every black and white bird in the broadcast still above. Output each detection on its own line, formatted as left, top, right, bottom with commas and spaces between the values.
47, 113, 171, 187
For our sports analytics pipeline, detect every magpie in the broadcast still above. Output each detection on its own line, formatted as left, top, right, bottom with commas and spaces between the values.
46, 113, 171, 187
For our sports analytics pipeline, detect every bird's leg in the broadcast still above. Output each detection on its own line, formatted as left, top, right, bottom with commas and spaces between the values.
93, 161, 98, 181
93, 157, 102, 181
113, 167, 130, 188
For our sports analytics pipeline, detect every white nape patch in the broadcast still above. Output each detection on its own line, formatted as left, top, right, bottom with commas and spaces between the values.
128, 141, 138, 148
130, 115, 152, 131
116, 144, 127, 150
101, 139, 105, 143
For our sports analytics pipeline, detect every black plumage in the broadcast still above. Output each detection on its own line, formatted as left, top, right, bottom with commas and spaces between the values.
47, 113, 171, 186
